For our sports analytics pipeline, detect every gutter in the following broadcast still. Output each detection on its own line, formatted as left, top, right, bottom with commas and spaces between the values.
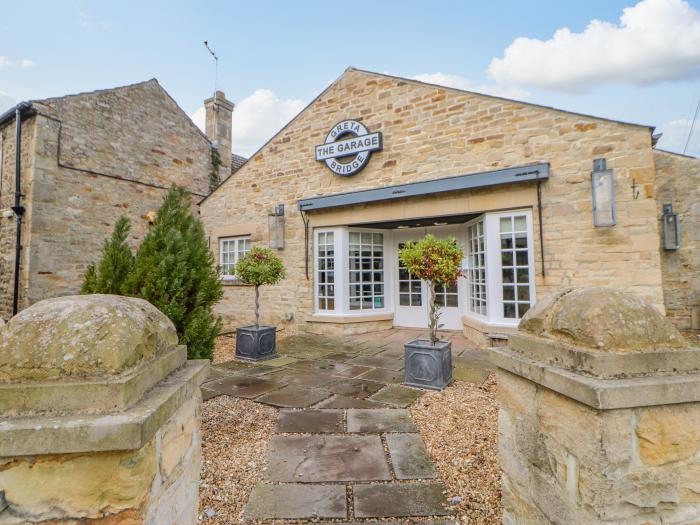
3, 102, 33, 316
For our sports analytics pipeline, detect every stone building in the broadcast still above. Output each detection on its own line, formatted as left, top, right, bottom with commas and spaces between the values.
0, 81, 242, 320
199, 67, 699, 344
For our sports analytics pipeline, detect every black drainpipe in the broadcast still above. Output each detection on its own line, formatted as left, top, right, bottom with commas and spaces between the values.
10, 104, 30, 316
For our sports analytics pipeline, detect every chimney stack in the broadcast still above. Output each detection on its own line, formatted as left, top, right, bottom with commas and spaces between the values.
204, 91, 234, 177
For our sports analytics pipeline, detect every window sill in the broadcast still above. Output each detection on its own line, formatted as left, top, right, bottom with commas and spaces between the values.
307, 312, 394, 324
221, 279, 253, 287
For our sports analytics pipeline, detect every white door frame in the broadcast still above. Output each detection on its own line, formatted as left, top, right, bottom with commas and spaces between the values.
392, 225, 465, 330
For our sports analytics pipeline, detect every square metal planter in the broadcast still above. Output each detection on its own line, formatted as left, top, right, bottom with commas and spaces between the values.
404, 339, 452, 390
235, 325, 277, 361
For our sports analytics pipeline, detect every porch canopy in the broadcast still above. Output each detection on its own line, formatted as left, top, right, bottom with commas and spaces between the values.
298, 163, 549, 212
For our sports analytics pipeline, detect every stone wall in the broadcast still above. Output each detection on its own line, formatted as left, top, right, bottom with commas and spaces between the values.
200, 68, 664, 334
491, 287, 700, 524
0, 116, 36, 319
655, 150, 700, 331
0, 295, 208, 524
0, 80, 214, 319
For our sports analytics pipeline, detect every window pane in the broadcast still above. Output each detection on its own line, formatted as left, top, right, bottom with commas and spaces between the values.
502, 269, 514, 283
503, 302, 516, 318
502, 251, 513, 267
349, 231, 385, 311
517, 286, 530, 301
500, 217, 512, 233
514, 216, 526, 232
503, 285, 515, 301
400, 294, 410, 306
516, 250, 528, 266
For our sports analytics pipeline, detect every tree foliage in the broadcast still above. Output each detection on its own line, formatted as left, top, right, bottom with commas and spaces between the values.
235, 247, 286, 327
399, 235, 463, 344
123, 186, 223, 359
81, 216, 134, 295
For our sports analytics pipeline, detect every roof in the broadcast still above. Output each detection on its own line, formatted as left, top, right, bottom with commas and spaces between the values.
231, 153, 247, 174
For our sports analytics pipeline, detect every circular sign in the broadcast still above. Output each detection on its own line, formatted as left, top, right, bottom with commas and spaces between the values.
315, 120, 383, 177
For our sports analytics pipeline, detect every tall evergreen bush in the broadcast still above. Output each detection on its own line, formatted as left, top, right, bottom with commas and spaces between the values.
81, 216, 134, 295
124, 186, 223, 359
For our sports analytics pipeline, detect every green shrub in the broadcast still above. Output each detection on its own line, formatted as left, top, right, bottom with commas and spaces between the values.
235, 247, 286, 327
124, 186, 223, 359
81, 216, 134, 295
399, 235, 463, 343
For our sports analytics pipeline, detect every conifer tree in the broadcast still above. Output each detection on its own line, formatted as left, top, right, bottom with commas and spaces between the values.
81, 216, 134, 295
124, 186, 223, 359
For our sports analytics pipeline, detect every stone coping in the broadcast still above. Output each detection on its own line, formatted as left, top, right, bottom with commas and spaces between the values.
0, 359, 208, 456
307, 313, 395, 324
490, 346, 700, 410
509, 333, 700, 379
0, 345, 187, 417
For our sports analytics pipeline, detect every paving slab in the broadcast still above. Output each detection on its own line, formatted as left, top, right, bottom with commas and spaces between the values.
275, 409, 344, 433
206, 375, 286, 399
353, 483, 451, 518
453, 367, 491, 384
326, 378, 385, 398
387, 433, 438, 479
212, 360, 258, 373
255, 385, 332, 408
358, 367, 404, 384
350, 355, 405, 370
376, 347, 406, 359
369, 385, 423, 408
262, 369, 333, 388
453, 350, 493, 369
330, 364, 375, 378
267, 434, 391, 482
346, 409, 418, 433
245, 483, 347, 520
314, 395, 385, 409
262, 355, 300, 367
201, 387, 222, 401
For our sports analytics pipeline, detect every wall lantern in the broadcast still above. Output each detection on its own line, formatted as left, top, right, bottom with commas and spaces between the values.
662, 204, 680, 251
268, 204, 285, 249
591, 158, 616, 227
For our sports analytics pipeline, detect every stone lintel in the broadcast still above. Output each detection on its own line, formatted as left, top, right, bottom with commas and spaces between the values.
490, 347, 700, 410
509, 333, 700, 379
0, 360, 208, 456
0, 345, 187, 416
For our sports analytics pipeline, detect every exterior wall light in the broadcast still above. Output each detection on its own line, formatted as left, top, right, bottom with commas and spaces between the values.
662, 204, 680, 251
591, 158, 616, 227
268, 204, 285, 249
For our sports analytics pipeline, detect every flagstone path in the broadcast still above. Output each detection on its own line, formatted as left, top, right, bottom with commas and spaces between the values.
201, 328, 493, 524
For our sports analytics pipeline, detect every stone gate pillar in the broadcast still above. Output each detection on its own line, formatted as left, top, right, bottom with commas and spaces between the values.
490, 287, 700, 524
0, 295, 208, 524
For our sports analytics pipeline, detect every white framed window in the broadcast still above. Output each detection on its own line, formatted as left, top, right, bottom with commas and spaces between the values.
464, 210, 535, 327
466, 218, 487, 316
219, 236, 251, 280
316, 231, 336, 310
348, 231, 385, 310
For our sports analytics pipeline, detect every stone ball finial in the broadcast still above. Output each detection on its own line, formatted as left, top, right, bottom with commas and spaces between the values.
0, 295, 177, 383
519, 287, 689, 352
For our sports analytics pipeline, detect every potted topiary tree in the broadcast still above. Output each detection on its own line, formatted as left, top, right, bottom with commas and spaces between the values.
234, 247, 286, 361
399, 234, 463, 390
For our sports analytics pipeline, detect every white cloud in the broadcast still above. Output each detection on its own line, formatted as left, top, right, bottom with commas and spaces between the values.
488, 0, 700, 92
191, 89, 306, 157
0, 56, 35, 69
412, 72, 529, 100
656, 118, 700, 157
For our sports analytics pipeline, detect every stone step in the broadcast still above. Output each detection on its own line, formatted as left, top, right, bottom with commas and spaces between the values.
353, 482, 452, 519
244, 483, 346, 521
267, 434, 391, 482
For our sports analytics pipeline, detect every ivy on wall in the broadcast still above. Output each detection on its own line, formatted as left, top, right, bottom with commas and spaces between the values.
209, 147, 222, 192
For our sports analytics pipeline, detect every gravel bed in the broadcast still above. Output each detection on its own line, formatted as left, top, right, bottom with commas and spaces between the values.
411, 375, 501, 524
198, 395, 277, 524
213, 334, 236, 364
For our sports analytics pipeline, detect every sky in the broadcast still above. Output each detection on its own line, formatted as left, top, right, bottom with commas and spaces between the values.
1, 0, 700, 158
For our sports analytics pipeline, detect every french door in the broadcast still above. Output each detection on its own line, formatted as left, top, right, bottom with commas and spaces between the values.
393, 228, 463, 330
